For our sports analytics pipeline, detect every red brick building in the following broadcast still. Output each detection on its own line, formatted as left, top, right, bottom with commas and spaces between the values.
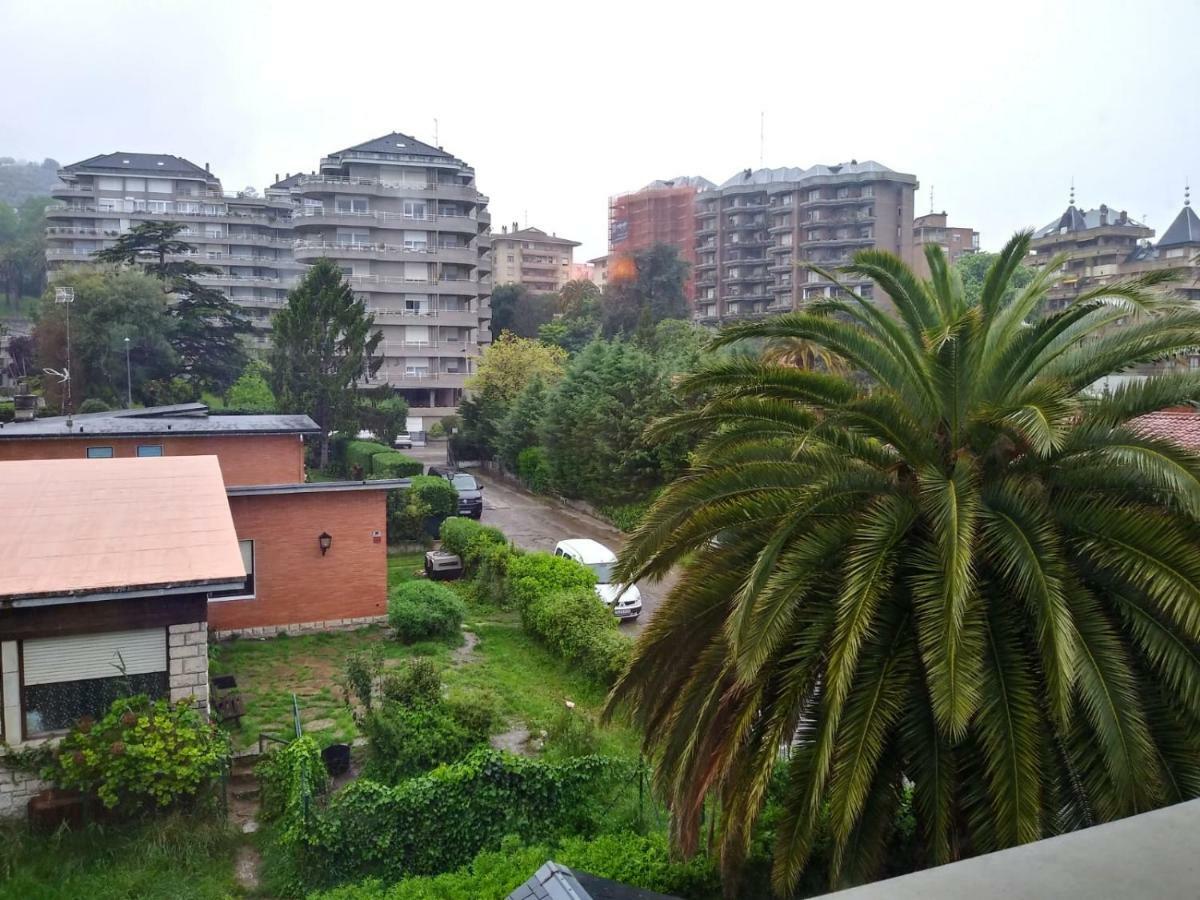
0, 403, 401, 637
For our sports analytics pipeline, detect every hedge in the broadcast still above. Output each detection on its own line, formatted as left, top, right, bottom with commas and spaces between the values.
522, 587, 633, 684
292, 749, 633, 888
309, 832, 720, 900
370, 451, 423, 479
346, 440, 393, 477
504, 552, 596, 612
439, 517, 505, 563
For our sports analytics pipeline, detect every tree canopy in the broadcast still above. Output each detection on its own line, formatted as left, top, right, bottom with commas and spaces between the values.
609, 234, 1200, 894
268, 257, 382, 467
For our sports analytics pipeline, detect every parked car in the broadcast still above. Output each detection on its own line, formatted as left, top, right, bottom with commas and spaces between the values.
553, 538, 642, 621
427, 465, 454, 479
449, 472, 483, 518
394, 432, 413, 450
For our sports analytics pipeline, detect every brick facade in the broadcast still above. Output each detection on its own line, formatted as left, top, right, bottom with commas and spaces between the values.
210, 491, 388, 632
0, 433, 304, 486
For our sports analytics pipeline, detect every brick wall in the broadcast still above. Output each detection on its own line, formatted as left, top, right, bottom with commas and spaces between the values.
0, 433, 304, 486
209, 490, 388, 632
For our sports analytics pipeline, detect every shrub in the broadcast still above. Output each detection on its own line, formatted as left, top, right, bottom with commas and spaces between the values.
78, 398, 111, 413
505, 551, 595, 613
257, 734, 328, 825
342, 646, 384, 709
523, 587, 633, 684
386, 490, 430, 543
427, 421, 446, 439
380, 657, 442, 708
370, 451, 423, 479
444, 687, 501, 737
516, 446, 552, 493
345, 440, 392, 478
439, 517, 506, 566
291, 749, 633, 888
473, 540, 517, 606
309, 832, 720, 900
599, 499, 653, 533
388, 581, 466, 643
545, 704, 599, 759
407, 475, 458, 518
48, 694, 230, 813
359, 704, 483, 785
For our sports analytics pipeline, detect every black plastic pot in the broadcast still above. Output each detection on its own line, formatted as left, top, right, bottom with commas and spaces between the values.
322, 743, 351, 777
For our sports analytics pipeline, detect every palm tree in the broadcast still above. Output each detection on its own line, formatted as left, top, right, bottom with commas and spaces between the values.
608, 233, 1200, 895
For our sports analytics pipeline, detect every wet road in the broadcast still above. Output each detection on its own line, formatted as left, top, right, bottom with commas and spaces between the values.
409, 443, 675, 631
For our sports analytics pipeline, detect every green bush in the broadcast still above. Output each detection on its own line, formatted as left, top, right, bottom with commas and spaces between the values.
48, 694, 230, 813
599, 499, 653, 533
516, 446, 552, 493
291, 749, 633, 888
440, 517, 506, 566
370, 451, 423, 479
523, 587, 633, 684
388, 581, 466, 643
444, 687, 501, 738
78, 398, 111, 413
427, 421, 446, 439
359, 704, 485, 785
473, 540, 517, 606
505, 551, 596, 613
309, 832, 720, 900
345, 440, 392, 477
380, 657, 442, 708
257, 734, 328, 825
410, 475, 458, 518
386, 490, 430, 543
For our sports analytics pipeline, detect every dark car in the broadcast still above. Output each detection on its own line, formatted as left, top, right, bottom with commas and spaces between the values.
427, 466, 483, 518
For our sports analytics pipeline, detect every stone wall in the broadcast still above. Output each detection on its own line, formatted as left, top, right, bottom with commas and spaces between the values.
212, 613, 387, 641
168, 621, 209, 712
0, 766, 51, 819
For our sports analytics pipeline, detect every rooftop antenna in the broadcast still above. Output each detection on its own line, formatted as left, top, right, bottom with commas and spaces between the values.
930, 184, 935, 214
49, 285, 74, 423
1186, 178, 1191, 207
1069, 177, 1075, 207
433, 117, 439, 146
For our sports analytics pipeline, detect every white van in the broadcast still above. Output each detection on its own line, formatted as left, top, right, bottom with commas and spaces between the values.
554, 538, 642, 621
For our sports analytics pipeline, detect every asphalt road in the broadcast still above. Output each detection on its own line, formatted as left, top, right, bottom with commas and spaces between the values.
407, 442, 674, 631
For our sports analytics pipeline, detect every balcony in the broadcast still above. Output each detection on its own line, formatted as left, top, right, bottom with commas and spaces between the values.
296, 174, 483, 204
803, 235, 874, 248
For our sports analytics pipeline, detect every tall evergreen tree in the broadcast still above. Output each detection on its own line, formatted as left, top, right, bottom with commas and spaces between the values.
268, 257, 382, 468
95, 220, 250, 393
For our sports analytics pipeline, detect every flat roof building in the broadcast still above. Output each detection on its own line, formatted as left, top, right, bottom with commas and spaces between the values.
912, 211, 979, 278
491, 225, 581, 293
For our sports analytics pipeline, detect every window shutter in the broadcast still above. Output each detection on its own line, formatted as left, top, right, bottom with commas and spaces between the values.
23, 629, 167, 686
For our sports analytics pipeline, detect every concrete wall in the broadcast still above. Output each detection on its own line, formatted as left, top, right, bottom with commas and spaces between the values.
0, 433, 305, 486
210, 490, 388, 632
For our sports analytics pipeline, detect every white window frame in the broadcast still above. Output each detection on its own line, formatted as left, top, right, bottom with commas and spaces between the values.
209, 539, 255, 601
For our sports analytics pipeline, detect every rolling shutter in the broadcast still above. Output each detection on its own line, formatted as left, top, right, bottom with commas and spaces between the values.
23, 629, 167, 686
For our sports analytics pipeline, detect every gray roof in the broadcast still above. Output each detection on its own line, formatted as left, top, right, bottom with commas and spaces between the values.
1033, 204, 1147, 238
333, 132, 453, 160
640, 175, 717, 192
496, 226, 581, 247
508, 861, 680, 900
1158, 204, 1200, 248
0, 404, 319, 440
817, 797, 1200, 899
226, 479, 410, 497
715, 161, 911, 190
64, 152, 214, 179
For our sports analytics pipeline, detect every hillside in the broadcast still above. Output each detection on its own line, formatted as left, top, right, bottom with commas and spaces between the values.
0, 157, 60, 206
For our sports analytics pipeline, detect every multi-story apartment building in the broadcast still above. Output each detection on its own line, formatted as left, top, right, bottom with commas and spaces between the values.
1027, 200, 1154, 312
911, 211, 979, 277
278, 133, 491, 426
609, 176, 715, 299
693, 162, 917, 324
490, 225, 580, 292
44, 153, 297, 353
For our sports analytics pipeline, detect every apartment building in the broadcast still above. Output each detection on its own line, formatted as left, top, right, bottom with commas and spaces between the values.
911, 211, 979, 277
44, 153, 297, 353
490, 225, 580, 292
693, 162, 917, 324
609, 176, 715, 299
279, 133, 492, 428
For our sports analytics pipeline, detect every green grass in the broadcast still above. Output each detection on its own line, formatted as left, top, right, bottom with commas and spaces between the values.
0, 811, 241, 900
387, 551, 424, 586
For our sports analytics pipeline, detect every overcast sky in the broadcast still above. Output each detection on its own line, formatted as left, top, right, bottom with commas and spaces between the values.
3, 0, 1198, 261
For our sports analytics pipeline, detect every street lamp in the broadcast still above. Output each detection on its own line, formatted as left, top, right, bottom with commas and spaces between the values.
124, 337, 132, 408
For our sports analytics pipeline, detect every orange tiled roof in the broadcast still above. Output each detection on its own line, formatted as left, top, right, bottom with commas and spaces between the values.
1133, 407, 1200, 451
0, 455, 244, 601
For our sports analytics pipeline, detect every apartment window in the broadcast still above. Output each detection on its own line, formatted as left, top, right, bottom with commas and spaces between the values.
210, 540, 255, 600
206, 227, 223, 239
403, 200, 427, 219
403, 230, 429, 251
86, 446, 114, 459
178, 201, 200, 214
22, 629, 168, 738
506, 255, 514, 263
136, 444, 163, 457
836, 187, 850, 199
148, 200, 170, 213
808, 189, 820, 202
339, 266, 354, 277
862, 186, 874, 198
808, 230, 819, 241
336, 197, 369, 214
